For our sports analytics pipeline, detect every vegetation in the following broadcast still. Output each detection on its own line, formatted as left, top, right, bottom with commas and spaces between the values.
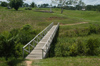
0, 6, 100, 65
0, 24, 39, 60
9, 0, 23, 10
30, 2, 35, 8
32, 56, 100, 66
0, 1, 8, 7
25, 7, 32, 10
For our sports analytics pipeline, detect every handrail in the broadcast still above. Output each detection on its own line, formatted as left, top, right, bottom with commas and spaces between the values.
22, 22, 53, 58
42, 23, 59, 59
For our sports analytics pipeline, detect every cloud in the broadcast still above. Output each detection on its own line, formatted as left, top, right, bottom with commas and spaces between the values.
0, 0, 100, 5
0, 0, 7, 2
82, 0, 100, 5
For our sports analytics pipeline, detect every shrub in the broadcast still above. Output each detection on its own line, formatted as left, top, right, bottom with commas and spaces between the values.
86, 38, 100, 55
88, 25, 97, 35
25, 7, 32, 10
76, 39, 87, 56
0, 24, 38, 60
69, 43, 77, 56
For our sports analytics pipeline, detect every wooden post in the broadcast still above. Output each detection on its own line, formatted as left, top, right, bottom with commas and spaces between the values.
28, 45, 30, 53
23, 48, 24, 58
46, 44, 47, 51
42, 49, 44, 59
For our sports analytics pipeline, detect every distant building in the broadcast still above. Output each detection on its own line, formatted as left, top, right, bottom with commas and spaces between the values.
82, 8, 86, 11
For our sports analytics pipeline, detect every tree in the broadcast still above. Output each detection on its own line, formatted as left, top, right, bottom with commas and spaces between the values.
30, 2, 35, 8
23, 3, 29, 7
78, 0, 85, 10
97, 5, 100, 12
52, 0, 66, 13
9, 0, 23, 10
1, 1, 8, 7
52, 0, 78, 13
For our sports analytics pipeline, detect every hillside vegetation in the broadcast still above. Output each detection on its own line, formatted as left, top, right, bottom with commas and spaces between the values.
0, 7, 100, 66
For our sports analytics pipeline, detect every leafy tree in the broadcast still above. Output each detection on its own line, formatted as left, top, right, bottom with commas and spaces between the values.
97, 5, 100, 12
1, 1, 8, 7
78, 0, 85, 10
86, 5, 93, 11
23, 3, 29, 7
9, 0, 23, 10
30, 2, 35, 8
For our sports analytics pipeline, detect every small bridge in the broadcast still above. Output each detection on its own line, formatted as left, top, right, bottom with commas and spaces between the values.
23, 22, 59, 59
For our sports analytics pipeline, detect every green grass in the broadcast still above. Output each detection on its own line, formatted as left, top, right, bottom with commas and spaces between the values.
32, 56, 100, 66
1, 7, 100, 33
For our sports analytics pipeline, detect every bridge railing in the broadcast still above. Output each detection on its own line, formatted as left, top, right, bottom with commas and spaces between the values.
42, 23, 59, 59
22, 22, 53, 58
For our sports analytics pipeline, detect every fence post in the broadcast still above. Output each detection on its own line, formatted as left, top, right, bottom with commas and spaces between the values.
42, 49, 44, 59
23, 48, 24, 58
46, 44, 47, 51
28, 45, 30, 53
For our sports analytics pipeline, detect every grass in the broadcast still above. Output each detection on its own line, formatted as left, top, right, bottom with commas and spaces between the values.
32, 56, 100, 66
1, 7, 100, 33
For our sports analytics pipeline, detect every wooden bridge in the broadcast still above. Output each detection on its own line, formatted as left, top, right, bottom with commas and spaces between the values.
23, 22, 59, 59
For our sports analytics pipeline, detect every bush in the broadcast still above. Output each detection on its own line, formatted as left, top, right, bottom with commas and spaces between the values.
55, 43, 71, 57
88, 25, 97, 35
54, 37, 100, 57
86, 38, 100, 55
66, 28, 89, 37
25, 7, 32, 10
0, 24, 38, 60
76, 39, 87, 56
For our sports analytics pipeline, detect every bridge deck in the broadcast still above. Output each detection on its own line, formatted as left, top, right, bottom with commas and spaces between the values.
25, 25, 57, 59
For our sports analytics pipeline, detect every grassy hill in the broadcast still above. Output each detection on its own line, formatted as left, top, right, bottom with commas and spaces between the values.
0, 7, 100, 66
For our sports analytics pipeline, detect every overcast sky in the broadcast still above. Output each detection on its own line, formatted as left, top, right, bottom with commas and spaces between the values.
0, 0, 100, 5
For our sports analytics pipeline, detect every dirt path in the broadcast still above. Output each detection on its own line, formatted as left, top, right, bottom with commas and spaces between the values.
60, 22, 88, 26
25, 61, 32, 66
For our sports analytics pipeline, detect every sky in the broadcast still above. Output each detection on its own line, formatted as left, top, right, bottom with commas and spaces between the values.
0, 0, 100, 5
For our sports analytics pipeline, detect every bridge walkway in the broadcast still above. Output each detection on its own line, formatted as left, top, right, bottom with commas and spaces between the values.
23, 23, 59, 59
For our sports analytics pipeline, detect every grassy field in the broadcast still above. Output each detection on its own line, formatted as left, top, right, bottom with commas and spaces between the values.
0, 6, 100, 66
32, 56, 100, 66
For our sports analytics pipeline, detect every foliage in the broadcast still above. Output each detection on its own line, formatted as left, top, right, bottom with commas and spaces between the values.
86, 38, 100, 55
55, 37, 100, 57
1, 1, 8, 7
88, 25, 98, 35
22, 3, 29, 7
9, 0, 23, 10
30, 2, 35, 8
86, 5, 100, 11
0, 24, 37, 60
54, 24, 100, 57
25, 7, 32, 10
0, 57, 26, 66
